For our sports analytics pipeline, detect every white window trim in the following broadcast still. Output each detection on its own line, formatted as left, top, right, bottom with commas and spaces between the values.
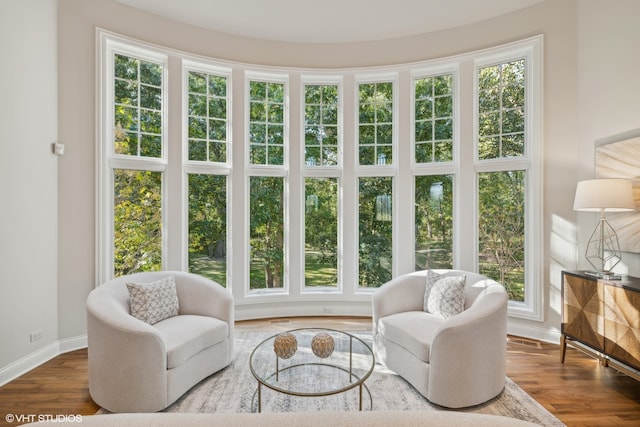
181, 60, 233, 282
473, 35, 544, 321
299, 76, 344, 293
96, 29, 544, 323
244, 72, 290, 296
96, 30, 169, 284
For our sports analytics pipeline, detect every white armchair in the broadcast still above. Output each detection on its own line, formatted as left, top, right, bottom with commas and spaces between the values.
87, 271, 234, 413
372, 269, 508, 408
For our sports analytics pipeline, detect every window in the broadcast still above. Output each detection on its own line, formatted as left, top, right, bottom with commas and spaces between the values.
358, 82, 393, 165
415, 175, 453, 270
304, 84, 339, 166
184, 65, 231, 286
478, 60, 525, 159
100, 40, 168, 279
414, 74, 454, 163
99, 31, 542, 321
113, 169, 162, 275
247, 75, 288, 292
187, 174, 228, 285
114, 54, 163, 158
249, 176, 285, 289
304, 177, 338, 288
187, 71, 228, 163
249, 80, 285, 165
358, 177, 393, 288
478, 170, 524, 300
302, 81, 342, 290
474, 44, 542, 321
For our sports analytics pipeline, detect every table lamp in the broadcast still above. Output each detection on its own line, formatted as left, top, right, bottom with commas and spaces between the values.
573, 178, 635, 279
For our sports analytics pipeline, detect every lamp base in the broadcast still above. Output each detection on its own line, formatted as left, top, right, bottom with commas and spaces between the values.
583, 270, 623, 280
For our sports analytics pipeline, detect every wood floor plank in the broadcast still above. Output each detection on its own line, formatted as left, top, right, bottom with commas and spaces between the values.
1, 317, 640, 426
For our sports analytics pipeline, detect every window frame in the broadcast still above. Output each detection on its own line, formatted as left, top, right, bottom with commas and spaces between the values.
97, 30, 543, 322
473, 38, 543, 321
300, 75, 344, 293
244, 71, 290, 296
354, 73, 398, 290
181, 60, 233, 285
97, 33, 169, 283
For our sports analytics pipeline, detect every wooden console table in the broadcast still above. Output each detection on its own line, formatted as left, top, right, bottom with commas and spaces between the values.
561, 270, 640, 381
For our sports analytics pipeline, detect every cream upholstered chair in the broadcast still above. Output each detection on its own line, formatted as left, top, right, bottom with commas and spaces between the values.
372, 269, 508, 408
87, 271, 233, 413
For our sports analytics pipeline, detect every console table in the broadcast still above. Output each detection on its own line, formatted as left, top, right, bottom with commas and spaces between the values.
561, 271, 640, 381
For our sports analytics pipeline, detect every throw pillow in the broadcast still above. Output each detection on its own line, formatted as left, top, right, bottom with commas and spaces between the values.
127, 276, 179, 325
427, 274, 466, 319
423, 270, 443, 312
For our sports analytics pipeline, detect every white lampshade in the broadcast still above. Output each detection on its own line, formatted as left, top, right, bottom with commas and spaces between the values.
573, 178, 635, 212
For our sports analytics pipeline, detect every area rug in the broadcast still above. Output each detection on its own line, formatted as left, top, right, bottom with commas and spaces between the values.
139, 331, 561, 426
98, 331, 563, 425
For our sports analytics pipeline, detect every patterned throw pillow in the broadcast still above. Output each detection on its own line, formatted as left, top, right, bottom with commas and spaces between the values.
423, 270, 443, 312
426, 274, 466, 318
126, 276, 179, 325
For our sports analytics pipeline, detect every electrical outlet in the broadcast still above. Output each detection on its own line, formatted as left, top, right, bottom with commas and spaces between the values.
30, 330, 43, 343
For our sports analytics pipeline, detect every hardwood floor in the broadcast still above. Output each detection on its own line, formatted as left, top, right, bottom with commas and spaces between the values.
1, 317, 640, 426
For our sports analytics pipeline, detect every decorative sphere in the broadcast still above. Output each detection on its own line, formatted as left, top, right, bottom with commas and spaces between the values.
311, 332, 335, 358
273, 332, 297, 359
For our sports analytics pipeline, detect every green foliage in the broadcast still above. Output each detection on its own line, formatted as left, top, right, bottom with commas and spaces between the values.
113, 54, 163, 159
304, 84, 339, 166
187, 71, 228, 162
359, 82, 393, 165
249, 81, 284, 165
113, 169, 162, 276
188, 174, 227, 286
250, 176, 284, 288
415, 74, 454, 163
415, 175, 453, 270
478, 59, 525, 159
478, 171, 525, 301
305, 178, 338, 286
358, 177, 393, 287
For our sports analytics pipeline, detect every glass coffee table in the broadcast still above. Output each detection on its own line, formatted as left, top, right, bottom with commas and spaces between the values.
249, 328, 374, 412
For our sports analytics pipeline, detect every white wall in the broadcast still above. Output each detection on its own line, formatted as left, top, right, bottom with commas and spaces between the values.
0, 0, 59, 378
576, 0, 640, 275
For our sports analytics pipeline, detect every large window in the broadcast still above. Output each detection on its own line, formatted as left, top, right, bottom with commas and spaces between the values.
99, 31, 542, 320
101, 41, 167, 279
476, 59, 527, 303
357, 79, 395, 288
184, 64, 231, 286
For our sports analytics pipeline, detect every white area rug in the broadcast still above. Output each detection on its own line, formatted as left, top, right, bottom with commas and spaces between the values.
150, 331, 564, 426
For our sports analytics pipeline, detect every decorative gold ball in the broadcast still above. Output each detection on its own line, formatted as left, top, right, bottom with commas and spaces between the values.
273, 332, 297, 359
311, 332, 335, 358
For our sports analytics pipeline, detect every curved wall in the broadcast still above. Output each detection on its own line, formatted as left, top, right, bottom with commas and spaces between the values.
57, 0, 579, 342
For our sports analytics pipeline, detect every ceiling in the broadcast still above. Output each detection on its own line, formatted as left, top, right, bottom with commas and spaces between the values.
116, 0, 545, 44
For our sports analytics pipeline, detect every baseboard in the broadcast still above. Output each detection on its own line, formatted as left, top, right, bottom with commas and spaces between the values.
0, 334, 88, 387
59, 334, 88, 354
508, 323, 561, 345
